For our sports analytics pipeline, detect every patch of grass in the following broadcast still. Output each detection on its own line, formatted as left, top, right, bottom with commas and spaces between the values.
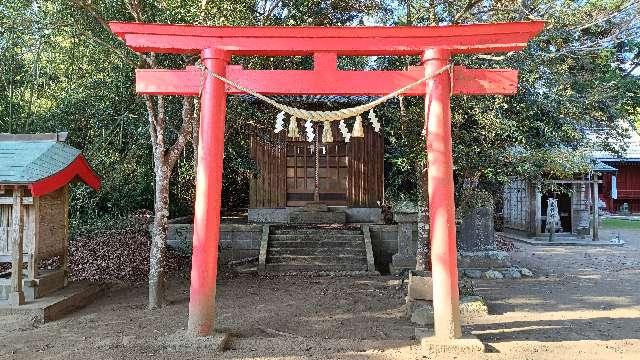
600, 218, 640, 230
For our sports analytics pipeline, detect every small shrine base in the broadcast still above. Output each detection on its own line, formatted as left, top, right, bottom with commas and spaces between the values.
0, 269, 67, 302
501, 232, 625, 247
0, 281, 106, 324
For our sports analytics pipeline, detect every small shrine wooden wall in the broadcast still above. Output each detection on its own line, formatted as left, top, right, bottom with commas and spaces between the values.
249, 123, 384, 208
0, 186, 69, 280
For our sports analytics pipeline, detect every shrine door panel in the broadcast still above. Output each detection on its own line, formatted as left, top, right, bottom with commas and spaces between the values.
286, 141, 348, 206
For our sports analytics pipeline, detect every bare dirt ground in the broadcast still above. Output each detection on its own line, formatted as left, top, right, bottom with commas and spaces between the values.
1, 228, 639, 360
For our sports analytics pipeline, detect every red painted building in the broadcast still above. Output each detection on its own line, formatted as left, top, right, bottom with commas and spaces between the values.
596, 126, 640, 214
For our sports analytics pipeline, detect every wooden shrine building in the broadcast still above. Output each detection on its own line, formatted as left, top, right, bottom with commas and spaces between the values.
248, 101, 384, 222
0, 133, 100, 305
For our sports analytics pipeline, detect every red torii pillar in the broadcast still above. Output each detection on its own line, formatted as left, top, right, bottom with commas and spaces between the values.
188, 48, 229, 334
109, 21, 544, 340
423, 48, 461, 338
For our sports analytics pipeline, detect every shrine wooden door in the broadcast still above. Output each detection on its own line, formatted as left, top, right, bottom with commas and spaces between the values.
285, 141, 348, 206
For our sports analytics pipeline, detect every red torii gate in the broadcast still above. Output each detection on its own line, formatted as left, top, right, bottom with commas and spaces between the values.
110, 21, 544, 340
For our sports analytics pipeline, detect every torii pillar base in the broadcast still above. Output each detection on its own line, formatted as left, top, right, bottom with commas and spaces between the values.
420, 334, 486, 354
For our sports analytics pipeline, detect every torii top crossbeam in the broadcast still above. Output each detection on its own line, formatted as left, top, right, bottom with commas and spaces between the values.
110, 21, 543, 56
109, 20, 544, 343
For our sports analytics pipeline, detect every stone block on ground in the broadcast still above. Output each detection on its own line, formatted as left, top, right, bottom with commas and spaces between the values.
483, 270, 504, 279
463, 269, 483, 279
459, 296, 489, 318
458, 206, 496, 252
458, 250, 511, 269
393, 212, 419, 223
391, 212, 418, 272
503, 268, 522, 279
407, 299, 434, 326
407, 270, 432, 301
519, 267, 534, 277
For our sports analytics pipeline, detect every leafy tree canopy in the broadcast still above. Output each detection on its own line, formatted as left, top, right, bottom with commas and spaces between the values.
1, 0, 638, 223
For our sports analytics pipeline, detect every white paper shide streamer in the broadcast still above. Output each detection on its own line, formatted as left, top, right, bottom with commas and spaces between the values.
339, 120, 351, 143
274, 111, 285, 133
304, 120, 315, 142
368, 109, 380, 132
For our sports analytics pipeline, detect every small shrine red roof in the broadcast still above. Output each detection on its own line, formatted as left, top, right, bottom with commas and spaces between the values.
0, 133, 101, 196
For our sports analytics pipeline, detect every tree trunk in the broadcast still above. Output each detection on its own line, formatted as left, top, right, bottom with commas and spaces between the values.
149, 167, 170, 309
416, 159, 430, 271
192, 98, 200, 175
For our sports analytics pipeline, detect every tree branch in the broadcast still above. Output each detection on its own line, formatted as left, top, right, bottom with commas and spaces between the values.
126, 0, 144, 22
69, 0, 141, 67
453, 0, 483, 24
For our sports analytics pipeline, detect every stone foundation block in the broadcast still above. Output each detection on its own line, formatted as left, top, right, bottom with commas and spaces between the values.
289, 210, 346, 224
407, 270, 432, 301
421, 335, 485, 353
407, 296, 489, 326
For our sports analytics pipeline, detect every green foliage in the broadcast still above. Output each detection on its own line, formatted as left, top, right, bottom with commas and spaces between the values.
378, 0, 640, 206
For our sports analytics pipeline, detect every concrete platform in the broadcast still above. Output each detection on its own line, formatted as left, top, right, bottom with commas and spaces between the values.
0, 281, 106, 323
501, 232, 625, 247
149, 330, 231, 352
415, 328, 485, 353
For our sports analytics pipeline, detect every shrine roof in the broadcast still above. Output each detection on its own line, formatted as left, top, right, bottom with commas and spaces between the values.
592, 124, 640, 162
592, 160, 618, 172
0, 133, 101, 196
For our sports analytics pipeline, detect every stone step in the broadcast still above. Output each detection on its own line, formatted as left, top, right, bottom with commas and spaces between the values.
269, 234, 364, 242
265, 263, 369, 272
268, 255, 368, 265
267, 239, 363, 249
270, 227, 362, 236
267, 247, 366, 257
263, 224, 372, 273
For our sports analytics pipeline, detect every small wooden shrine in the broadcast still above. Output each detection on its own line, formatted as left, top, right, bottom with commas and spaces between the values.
0, 133, 100, 305
249, 120, 384, 210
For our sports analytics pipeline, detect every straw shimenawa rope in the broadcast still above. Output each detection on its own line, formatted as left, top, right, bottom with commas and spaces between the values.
196, 62, 453, 122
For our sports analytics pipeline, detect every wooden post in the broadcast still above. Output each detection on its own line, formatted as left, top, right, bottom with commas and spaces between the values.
423, 49, 462, 339
29, 196, 39, 281
187, 47, 229, 337
592, 174, 599, 241
8, 187, 25, 306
